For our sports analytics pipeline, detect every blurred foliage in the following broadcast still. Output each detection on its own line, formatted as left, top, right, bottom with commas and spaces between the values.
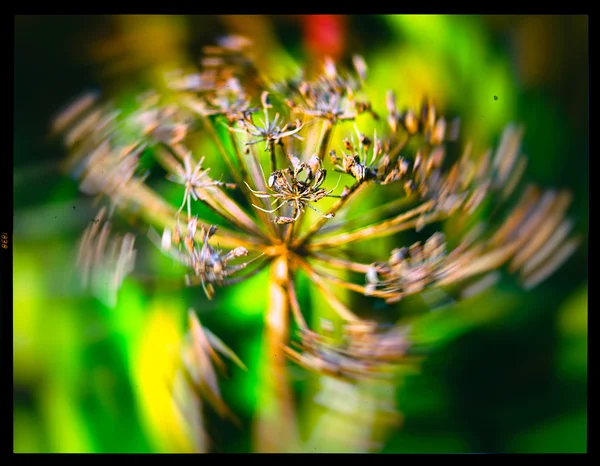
14, 15, 587, 453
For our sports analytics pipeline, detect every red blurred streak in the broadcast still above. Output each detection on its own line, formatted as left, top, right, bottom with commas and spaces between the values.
302, 15, 346, 61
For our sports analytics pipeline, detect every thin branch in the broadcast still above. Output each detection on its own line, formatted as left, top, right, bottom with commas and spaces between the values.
268, 140, 277, 172
126, 182, 267, 250
315, 193, 418, 237
509, 191, 572, 273
436, 243, 519, 287
309, 263, 402, 300
317, 119, 334, 161
245, 137, 282, 239
153, 145, 186, 174
284, 205, 299, 246
227, 127, 250, 183
154, 145, 266, 238
287, 274, 308, 330
205, 187, 268, 238
308, 200, 437, 251
294, 181, 367, 248
184, 98, 245, 189
521, 238, 580, 290
221, 257, 272, 286
309, 252, 372, 274
227, 131, 279, 240
295, 257, 361, 322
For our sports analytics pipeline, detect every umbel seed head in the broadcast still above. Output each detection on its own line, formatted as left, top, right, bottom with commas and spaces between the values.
56, 35, 578, 387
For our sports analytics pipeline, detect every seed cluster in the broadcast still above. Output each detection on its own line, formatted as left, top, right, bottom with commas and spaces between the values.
246, 154, 338, 224
157, 218, 249, 300
282, 56, 375, 123
56, 35, 578, 390
285, 321, 412, 381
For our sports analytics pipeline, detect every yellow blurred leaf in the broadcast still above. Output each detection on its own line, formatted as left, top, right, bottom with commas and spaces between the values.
132, 297, 197, 452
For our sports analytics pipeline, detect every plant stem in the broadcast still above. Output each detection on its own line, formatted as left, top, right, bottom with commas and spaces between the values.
317, 119, 333, 161
268, 140, 277, 172
284, 205, 298, 246
253, 256, 299, 452
287, 274, 308, 330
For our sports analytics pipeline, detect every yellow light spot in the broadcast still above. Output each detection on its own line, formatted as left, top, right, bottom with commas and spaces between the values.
132, 300, 196, 452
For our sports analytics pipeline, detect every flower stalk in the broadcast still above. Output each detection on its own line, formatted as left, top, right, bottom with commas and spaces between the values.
253, 255, 300, 452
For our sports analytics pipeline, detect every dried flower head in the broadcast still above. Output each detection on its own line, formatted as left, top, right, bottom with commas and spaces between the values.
366, 232, 448, 301
285, 322, 411, 381
76, 206, 136, 308
231, 92, 305, 149
245, 154, 339, 224
284, 57, 376, 123
55, 36, 579, 452
166, 152, 236, 217
151, 218, 252, 300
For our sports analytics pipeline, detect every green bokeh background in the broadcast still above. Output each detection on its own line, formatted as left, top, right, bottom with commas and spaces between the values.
14, 15, 588, 453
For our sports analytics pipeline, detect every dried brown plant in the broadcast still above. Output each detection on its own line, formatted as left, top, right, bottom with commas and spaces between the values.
55, 36, 579, 452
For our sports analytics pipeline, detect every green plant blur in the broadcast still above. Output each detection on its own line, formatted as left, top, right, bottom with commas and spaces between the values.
14, 15, 588, 453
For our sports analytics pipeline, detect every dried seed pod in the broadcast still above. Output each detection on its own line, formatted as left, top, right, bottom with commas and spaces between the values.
246, 156, 339, 223
275, 216, 296, 225
430, 117, 446, 145
324, 56, 337, 80
403, 110, 419, 134
421, 98, 436, 130
286, 323, 412, 381
352, 55, 367, 81
76, 208, 136, 308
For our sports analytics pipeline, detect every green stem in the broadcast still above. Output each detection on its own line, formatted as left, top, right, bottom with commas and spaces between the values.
253, 256, 300, 452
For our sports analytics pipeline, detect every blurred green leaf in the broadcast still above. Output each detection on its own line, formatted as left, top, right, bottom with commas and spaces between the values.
557, 284, 587, 380
409, 288, 517, 346
509, 409, 586, 453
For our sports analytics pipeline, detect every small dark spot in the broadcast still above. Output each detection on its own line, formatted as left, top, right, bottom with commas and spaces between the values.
55, 216, 57, 219
493, 95, 498, 101
73, 205, 76, 210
